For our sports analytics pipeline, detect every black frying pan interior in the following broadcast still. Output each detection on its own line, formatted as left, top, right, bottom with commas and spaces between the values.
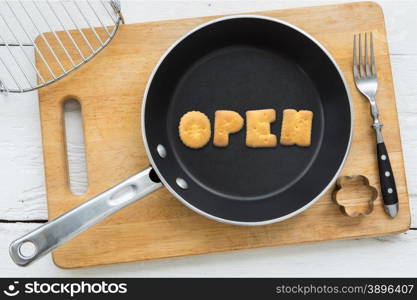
144, 17, 351, 223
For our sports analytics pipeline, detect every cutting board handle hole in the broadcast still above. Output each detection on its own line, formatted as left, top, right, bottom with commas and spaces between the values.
63, 98, 89, 195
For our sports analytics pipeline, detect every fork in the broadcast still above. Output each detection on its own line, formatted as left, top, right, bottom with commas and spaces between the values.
353, 32, 398, 217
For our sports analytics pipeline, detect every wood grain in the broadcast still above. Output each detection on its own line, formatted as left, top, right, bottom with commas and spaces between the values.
2, 223, 417, 277
37, 1, 410, 268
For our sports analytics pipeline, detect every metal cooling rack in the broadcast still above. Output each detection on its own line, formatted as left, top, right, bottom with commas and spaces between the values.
0, 0, 124, 93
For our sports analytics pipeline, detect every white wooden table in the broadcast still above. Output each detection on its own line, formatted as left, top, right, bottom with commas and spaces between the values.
1, 0, 416, 277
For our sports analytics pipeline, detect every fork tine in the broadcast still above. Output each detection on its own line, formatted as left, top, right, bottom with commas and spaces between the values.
370, 32, 377, 76
353, 34, 359, 78
365, 33, 371, 76
359, 33, 365, 77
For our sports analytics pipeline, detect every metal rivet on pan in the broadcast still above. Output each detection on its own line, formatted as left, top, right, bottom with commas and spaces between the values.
385, 171, 390, 177
157, 144, 167, 158
388, 188, 393, 194
176, 178, 188, 189
381, 155, 387, 160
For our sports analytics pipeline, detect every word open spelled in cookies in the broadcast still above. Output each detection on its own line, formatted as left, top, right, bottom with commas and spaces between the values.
178, 109, 313, 149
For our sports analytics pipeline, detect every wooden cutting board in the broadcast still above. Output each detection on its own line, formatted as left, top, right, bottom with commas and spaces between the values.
37, 1, 410, 268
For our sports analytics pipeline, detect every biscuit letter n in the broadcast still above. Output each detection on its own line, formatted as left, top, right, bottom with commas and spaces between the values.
213, 110, 244, 147
179, 111, 211, 149
245, 109, 277, 148
280, 109, 313, 147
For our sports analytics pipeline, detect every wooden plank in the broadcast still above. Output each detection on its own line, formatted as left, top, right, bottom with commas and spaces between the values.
36, 2, 411, 268
0, 91, 47, 221
2, 223, 417, 277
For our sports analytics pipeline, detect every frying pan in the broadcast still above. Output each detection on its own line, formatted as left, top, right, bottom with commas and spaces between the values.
10, 15, 352, 266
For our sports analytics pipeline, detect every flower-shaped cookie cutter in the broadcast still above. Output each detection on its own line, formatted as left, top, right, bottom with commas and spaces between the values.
332, 175, 378, 217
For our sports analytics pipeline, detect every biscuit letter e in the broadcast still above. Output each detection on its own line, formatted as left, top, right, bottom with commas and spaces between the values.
245, 109, 277, 148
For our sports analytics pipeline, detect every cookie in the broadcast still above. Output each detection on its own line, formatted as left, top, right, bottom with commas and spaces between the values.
213, 110, 244, 147
178, 111, 211, 149
245, 109, 277, 148
280, 109, 313, 147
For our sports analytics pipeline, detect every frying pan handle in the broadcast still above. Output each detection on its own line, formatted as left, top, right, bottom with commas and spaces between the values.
9, 167, 162, 266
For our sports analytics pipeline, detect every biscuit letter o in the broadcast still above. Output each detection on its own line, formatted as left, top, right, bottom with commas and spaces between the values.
179, 111, 211, 149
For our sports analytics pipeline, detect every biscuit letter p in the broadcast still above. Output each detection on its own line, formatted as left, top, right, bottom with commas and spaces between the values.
213, 110, 244, 147
246, 109, 277, 148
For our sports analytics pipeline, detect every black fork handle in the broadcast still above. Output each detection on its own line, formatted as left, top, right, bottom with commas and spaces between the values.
376, 141, 399, 215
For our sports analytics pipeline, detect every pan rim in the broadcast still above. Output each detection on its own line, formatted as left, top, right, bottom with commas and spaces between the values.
141, 14, 354, 226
